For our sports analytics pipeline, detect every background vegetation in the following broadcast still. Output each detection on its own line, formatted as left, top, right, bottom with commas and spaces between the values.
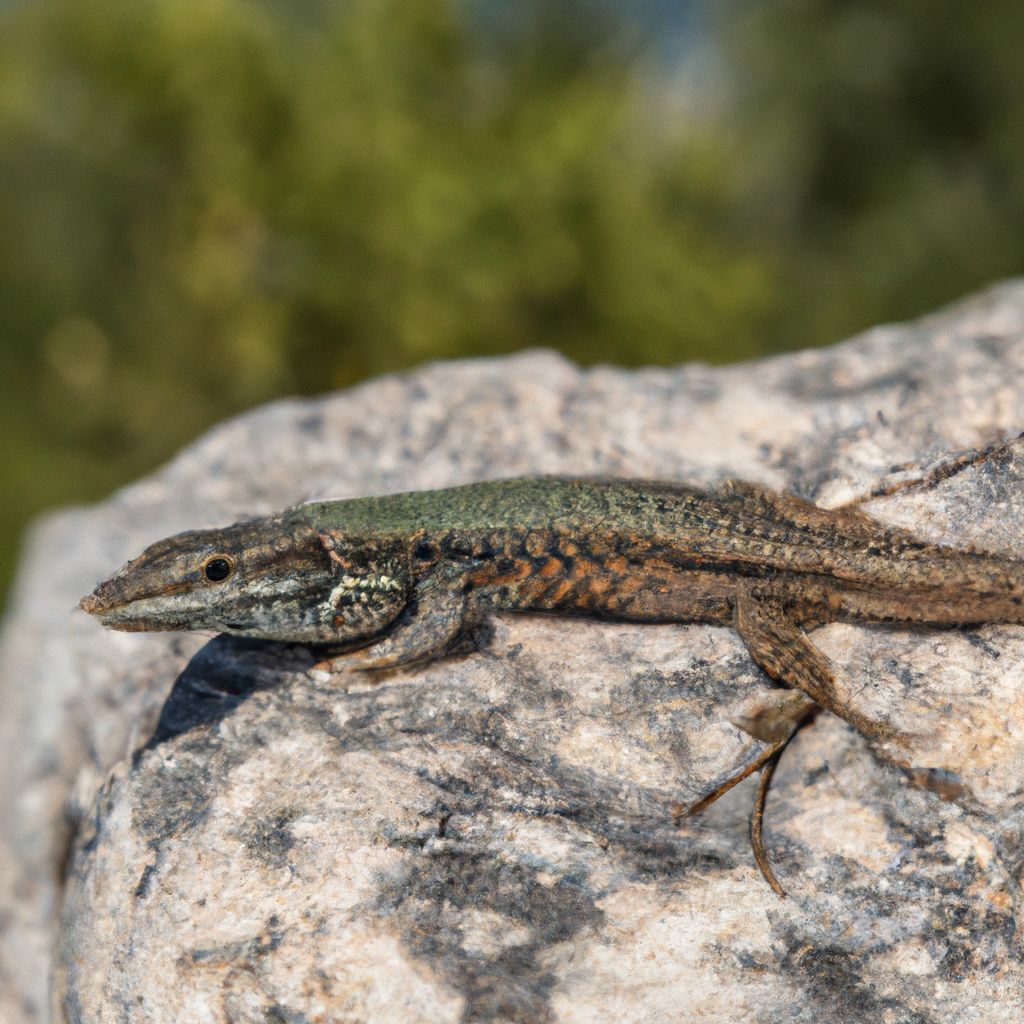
2, 0, 1023, 609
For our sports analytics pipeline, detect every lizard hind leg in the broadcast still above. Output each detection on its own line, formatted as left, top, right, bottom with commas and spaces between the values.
733, 582, 891, 744
684, 686, 815, 817
731, 582, 909, 893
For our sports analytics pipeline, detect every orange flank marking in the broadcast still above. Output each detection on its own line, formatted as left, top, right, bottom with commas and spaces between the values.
570, 558, 599, 580
524, 532, 549, 558
567, 558, 613, 596
605, 554, 629, 574
615, 576, 643, 598
539, 557, 563, 578
482, 558, 535, 587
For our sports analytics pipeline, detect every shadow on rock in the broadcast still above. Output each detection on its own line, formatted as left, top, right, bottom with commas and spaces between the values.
147, 635, 316, 747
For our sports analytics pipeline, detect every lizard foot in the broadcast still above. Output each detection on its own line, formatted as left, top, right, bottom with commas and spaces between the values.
678, 689, 815, 896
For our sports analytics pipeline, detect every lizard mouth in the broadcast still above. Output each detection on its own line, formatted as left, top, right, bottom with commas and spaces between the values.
78, 586, 201, 632
78, 572, 195, 631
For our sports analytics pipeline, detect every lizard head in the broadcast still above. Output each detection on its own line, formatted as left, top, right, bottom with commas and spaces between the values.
80, 513, 415, 645
79, 516, 343, 643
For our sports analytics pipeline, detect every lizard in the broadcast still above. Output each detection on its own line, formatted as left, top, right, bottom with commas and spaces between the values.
79, 475, 1024, 895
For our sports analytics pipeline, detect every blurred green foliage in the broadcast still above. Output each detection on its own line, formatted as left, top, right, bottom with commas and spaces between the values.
1, 0, 1023, 610
720, 0, 1024, 347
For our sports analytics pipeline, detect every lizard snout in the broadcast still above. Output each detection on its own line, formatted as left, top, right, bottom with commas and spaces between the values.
78, 573, 140, 623
78, 592, 104, 615
78, 558, 177, 626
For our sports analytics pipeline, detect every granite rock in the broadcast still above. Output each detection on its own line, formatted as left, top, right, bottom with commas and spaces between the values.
4, 281, 1024, 1021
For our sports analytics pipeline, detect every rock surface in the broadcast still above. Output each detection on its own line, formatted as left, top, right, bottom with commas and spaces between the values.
4, 281, 1024, 1022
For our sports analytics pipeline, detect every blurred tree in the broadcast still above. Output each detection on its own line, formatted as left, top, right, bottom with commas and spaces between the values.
719, 0, 1024, 347
1, 0, 1023, 612
0, 0, 770, 606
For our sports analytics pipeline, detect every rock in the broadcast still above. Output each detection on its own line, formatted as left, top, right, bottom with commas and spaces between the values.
4, 280, 1024, 1022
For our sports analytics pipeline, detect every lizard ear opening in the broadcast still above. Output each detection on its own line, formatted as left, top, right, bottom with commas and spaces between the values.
412, 537, 440, 564
203, 556, 233, 582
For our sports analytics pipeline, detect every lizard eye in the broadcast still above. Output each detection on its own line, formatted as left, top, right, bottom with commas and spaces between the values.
203, 556, 233, 582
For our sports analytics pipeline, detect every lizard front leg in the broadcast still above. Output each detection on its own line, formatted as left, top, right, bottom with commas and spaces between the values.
318, 583, 473, 672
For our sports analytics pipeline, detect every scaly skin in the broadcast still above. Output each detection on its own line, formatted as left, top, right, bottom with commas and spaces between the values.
80, 476, 1024, 894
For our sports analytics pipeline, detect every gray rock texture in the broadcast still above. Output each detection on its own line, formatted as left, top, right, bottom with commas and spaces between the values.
5, 280, 1024, 1022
